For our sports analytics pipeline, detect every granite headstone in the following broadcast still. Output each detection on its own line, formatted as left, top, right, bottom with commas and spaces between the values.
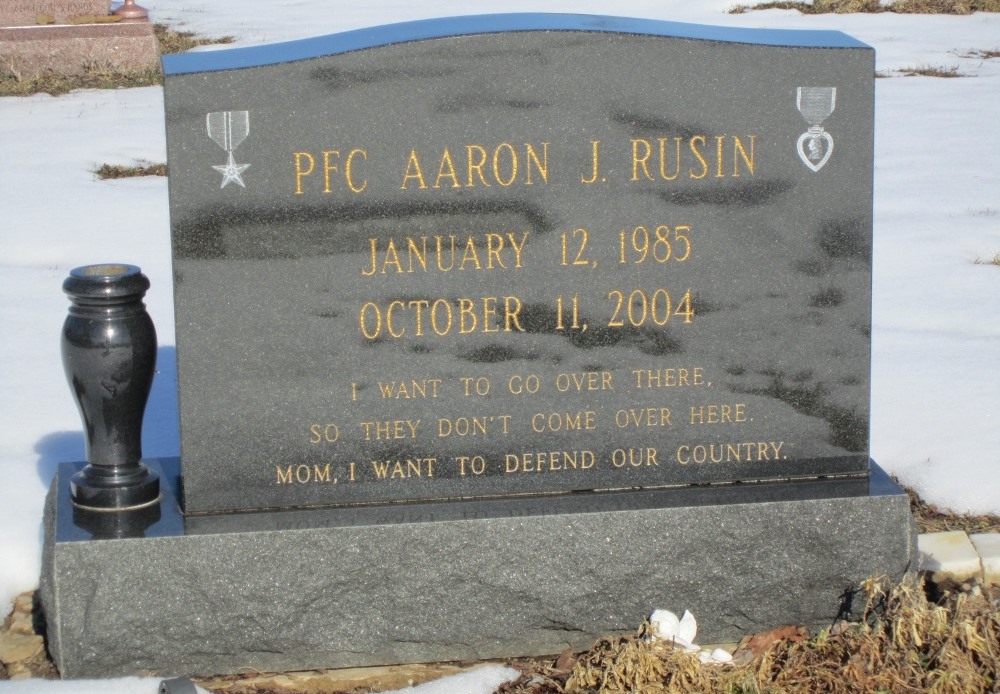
41, 15, 915, 678
163, 14, 875, 514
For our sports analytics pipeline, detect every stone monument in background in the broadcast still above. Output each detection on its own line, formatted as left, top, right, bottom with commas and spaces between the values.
41, 14, 917, 679
0, 0, 158, 80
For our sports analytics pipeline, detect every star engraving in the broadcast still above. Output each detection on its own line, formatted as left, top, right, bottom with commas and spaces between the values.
212, 153, 251, 189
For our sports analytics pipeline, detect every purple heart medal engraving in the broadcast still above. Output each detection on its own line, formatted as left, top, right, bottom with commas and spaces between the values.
796, 87, 836, 172
207, 110, 251, 188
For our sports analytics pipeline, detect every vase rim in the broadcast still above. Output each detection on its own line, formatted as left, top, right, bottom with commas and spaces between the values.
64, 264, 150, 301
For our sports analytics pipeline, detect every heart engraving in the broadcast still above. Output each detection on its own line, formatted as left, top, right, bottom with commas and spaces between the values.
797, 130, 834, 172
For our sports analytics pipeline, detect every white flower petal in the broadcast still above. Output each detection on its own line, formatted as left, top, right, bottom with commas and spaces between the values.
649, 609, 680, 640
710, 648, 734, 663
678, 610, 698, 644
699, 648, 735, 665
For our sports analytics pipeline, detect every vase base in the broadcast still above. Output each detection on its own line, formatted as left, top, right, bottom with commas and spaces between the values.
70, 466, 160, 511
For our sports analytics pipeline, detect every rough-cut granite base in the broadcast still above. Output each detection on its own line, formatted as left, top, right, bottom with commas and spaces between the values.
41, 459, 916, 678
0, 22, 158, 79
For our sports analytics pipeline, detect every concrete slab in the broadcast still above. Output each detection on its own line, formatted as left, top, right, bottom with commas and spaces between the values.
969, 533, 1000, 587
917, 530, 982, 584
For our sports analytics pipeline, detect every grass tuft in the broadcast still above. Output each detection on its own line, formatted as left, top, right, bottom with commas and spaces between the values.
899, 64, 966, 76
731, 0, 999, 12
903, 479, 1000, 533
95, 162, 167, 179
973, 253, 1000, 268
965, 48, 1000, 58
153, 23, 235, 54
730, 1, 814, 13
499, 574, 1000, 693
0, 66, 161, 96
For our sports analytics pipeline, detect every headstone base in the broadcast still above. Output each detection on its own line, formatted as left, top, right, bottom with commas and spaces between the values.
41, 459, 916, 678
0, 22, 158, 79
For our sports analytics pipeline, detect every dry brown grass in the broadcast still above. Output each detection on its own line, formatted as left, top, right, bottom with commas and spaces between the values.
899, 64, 966, 76
731, 0, 1000, 13
965, 48, 1000, 58
892, 0, 1000, 11
153, 23, 234, 55
499, 575, 1000, 693
904, 481, 1000, 533
973, 253, 1000, 267
0, 66, 161, 96
95, 162, 167, 179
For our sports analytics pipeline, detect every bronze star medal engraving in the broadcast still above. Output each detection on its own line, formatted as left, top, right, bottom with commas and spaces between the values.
207, 110, 251, 188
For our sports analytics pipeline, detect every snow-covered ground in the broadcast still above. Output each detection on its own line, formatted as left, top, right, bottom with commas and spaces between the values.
1, 1, 997, 692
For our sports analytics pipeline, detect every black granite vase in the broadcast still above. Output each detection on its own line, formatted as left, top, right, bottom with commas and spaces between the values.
62, 264, 160, 510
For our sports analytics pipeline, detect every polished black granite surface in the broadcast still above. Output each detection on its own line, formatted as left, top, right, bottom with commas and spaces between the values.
164, 16, 874, 513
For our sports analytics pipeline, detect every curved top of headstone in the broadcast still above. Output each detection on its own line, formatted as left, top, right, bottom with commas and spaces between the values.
161, 13, 871, 76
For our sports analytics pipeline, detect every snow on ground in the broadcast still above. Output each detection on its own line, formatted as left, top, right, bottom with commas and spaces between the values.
0, 666, 520, 693
1, 1, 998, 691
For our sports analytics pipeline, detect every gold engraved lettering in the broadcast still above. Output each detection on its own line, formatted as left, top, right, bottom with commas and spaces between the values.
631, 367, 706, 389
360, 297, 523, 340
525, 142, 549, 184
614, 408, 672, 428
438, 415, 512, 437
610, 448, 659, 468
460, 236, 482, 270
608, 289, 694, 327
689, 403, 747, 426
505, 450, 595, 473
689, 135, 708, 179
554, 371, 614, 392
631, 139, 653, 181
401, 149, 428, 189
628, 136, 756, 182
508, 373, 541, 395
308, 423, 341, 443
531, 411, 596, 433
358, 419, 420, 441
492, 142, 518, 186
407, 237, 428, 271
345, 148, 367, 192
371, 458, 436, 479
434, 147, 462, 189
676, 441, 785, 464
377, 379, 442, 399
659, 137, 682, 181
581, 140, 601, 184
466, 145, 490, 187
276, 464, 334, 484
456, 455, 488, 476
382, 239, 403, 274
403, 143, 549, 189
733, 135, 756, 177
436, 237, 456, 272
323, 149, 340, 193
293, 149, 367, 194
293, 151, 315, 195
360, 232, 527, 276
459, 376, 491, 396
